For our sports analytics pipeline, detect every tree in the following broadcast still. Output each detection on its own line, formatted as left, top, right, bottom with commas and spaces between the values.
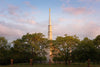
93, 35, 100, 63
0, 37, 10, 65
52, 34, 80, 64
93, 35, 100, 48
0, 37, 7, 48
72, 37, 97, 62
12, 33, 48, 63
21, 33, 48, 59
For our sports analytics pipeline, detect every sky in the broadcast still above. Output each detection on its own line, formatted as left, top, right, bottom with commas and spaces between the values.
0, 0, 100, 41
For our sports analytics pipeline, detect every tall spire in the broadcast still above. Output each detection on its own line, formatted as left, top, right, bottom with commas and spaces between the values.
48, 8, 52, 40
49, 8, 51, 25
48, 8, 53, 63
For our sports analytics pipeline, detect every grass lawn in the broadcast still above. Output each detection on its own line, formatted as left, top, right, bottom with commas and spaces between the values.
0, 64, 100, 67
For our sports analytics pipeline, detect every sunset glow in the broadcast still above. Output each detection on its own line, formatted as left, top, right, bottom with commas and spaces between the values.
0, 0, 100, 41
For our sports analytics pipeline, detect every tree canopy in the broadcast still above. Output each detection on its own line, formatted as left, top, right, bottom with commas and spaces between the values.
0, 34, 100, 65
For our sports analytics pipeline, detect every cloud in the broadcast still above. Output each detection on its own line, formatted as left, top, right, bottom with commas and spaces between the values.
58, 18, 67, 22
79, 0, 100, 2
0, 15, 5, 17
24, 1, 30, 5
60, 0, 99, 14
96, 0, 100, 1
0, 24, 24, 41
62, 6, 94, 15
53, 18, 100, 39
24, 1, 36, 9
60, 0, 70, 5
0, 9, 5, 14
83, 22, 100, 38
0, 19, 37, 32
0, 20, 47, 41
15, 18, 36, 24
0, 18, 99, 41
8, 5, 19, 16
58, 18, 84, 23
61, 0, 100, 3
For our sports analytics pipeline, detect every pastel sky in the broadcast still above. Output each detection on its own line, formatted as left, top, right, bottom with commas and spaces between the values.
0, 0, 100, 41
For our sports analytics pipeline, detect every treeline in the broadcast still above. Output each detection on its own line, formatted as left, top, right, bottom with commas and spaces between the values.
0, 33, 48, 65
0, 33, 100, 65
52, 34, 100, 64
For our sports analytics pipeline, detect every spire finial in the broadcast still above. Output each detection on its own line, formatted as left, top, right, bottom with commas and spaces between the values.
49, 8, 51, 25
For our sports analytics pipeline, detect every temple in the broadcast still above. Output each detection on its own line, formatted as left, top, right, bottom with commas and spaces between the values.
48, 8, 53, 63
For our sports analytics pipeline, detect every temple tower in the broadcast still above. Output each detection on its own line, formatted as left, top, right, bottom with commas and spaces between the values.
48, 8, 53, 63
48, 8, 52, 40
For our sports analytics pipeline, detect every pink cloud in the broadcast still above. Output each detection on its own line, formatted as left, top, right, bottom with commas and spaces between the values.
0, 15, 6, 17
28, 20, 36, 24
24, 1, 36, 9
63, 7, 87, 15
0, 9, 5, 13
24, 1, 30, 5
58, 18, 67, 22
0, 12, 36, 25
0, 20, 48, 41
62, 6, 93, 15
0, 24, 24, 41
96, 0, 100, 1
83, 22, 100, 38
8, 5, 19, 16
15, 18, 36, 24
53, 19, 100, 39
58, 18, 84, 23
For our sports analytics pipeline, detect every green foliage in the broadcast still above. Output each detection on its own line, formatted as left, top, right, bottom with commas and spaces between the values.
52, 34, 80, 64
0, 33, 48, 65
53, 56, 64, 61
12, 33, 48, 63
93, 35, 100, 48
72, 37, 100, 63
0, 37, 7, 48
0, 37, 10, 65
0, 34, 100, 65
93, 35, 100, 63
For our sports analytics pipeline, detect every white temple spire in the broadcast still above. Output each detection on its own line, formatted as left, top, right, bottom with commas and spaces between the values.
48, 8, 52, 40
